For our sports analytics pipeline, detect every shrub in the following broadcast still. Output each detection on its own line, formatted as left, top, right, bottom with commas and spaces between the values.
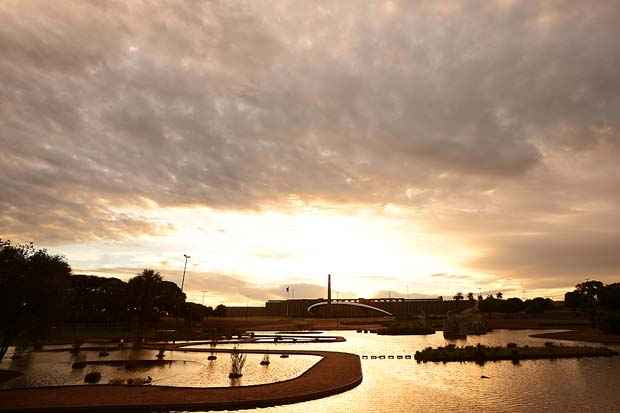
229, 347, 247, 378
84, 371, 101, 383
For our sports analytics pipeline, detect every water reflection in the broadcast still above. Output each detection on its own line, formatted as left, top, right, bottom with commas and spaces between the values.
190, 329, 620, 413
3, 330, 620, 412
0, 349, 319, 389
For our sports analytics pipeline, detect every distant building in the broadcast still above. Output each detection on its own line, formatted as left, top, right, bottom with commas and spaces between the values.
222, 297, 474, 318
223, 274, 474, 318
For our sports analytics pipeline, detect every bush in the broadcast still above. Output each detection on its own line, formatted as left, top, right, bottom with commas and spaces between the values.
84, 371, 101, 383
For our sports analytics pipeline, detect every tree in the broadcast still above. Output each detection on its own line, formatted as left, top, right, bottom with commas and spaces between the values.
564, 291, 584, 309
127, 269, 166, 338
496, 292, 503, 300
575, 280, 604, 307
565, 280, 620, 328
0, 240, 70, 361
524, 297, 553, 314
504, 297, 524, 313
599, 283, 620, 311
467, 292, 474, 301
66, 274, 128, 323
214, 304, 227, 317
453, 292, 464, 301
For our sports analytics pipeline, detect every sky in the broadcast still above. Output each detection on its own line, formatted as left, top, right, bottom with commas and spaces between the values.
2, 1, 620, 305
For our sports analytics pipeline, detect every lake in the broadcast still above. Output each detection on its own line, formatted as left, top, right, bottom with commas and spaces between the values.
190, 329, 620, 413
2, 329, 620, 412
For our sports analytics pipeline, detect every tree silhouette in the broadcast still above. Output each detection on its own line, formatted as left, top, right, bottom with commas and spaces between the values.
453, 292, 464, 301
467, 292, 474, 301
0, 240, 70, 361
127, 269, 164, 339
496, 291, 503, 299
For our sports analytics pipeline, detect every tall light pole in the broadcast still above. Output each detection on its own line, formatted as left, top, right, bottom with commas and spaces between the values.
180, 254, 190, 293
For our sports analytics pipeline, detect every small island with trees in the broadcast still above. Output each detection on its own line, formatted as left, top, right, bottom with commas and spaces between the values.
414, 342, 618, 364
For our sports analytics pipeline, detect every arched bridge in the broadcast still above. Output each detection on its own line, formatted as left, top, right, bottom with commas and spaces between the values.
307, 301, 394, 317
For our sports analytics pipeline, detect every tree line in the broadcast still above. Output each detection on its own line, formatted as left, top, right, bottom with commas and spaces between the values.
452, 291, 554, 314
0, 240, 225, 361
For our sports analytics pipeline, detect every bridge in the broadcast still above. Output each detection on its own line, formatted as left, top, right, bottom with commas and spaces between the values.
307, 300, 394, 317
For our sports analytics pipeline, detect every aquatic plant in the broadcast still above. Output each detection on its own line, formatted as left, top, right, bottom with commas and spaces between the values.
229, 346, 247, 378
84, 371, 101, 383
260, 354, 270, 365
126, 376, 153, 385
208, 337, 218, 360
70, 340, 83, 354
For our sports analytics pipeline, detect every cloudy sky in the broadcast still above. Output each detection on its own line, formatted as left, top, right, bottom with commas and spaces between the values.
2, 1, 619, 305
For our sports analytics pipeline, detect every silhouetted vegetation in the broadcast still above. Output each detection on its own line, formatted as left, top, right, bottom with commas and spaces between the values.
0, 240, 222, 361
0, 240, 70, 361
229, 346, 247, 378
565, 280, 620, 333
478, 296, 553, 314
414, 343, 618, 363
84, 371, 102, 383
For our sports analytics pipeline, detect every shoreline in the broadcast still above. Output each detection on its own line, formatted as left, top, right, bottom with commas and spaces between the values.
529, 329, 620, 345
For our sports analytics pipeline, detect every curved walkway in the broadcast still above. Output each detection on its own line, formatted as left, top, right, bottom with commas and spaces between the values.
172, 334, 346, 347
0, 349, 362, 412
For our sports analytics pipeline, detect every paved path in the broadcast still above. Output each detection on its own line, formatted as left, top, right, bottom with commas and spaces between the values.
0, 348, 362, 412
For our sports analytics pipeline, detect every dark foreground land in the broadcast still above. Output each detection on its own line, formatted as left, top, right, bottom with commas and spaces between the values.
414, 343, 618, 364
0, 348, 362, 412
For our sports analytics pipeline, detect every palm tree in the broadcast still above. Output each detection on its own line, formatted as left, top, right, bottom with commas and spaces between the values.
453, 292, 464, 301
127, 269, 163, 340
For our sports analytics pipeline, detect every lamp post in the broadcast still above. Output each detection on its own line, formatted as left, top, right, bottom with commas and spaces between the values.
180, 254, 190, 293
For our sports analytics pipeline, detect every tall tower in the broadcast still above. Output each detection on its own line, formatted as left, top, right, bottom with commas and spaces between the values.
327, 273, 332, 304
327, 273, 332, 318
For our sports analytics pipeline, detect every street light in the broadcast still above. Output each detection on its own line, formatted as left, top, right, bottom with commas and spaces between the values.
180, 254, 190, 293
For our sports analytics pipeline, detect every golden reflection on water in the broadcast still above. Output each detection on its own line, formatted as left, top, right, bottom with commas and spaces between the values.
199, 330, 620, 413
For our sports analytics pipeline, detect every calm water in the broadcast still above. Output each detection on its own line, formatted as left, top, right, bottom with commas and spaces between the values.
0, 348, 319, 388
189, 329, 620, 413
2, 330, 620, 412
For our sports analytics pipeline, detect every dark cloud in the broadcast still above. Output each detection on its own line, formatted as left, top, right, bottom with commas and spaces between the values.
2, 1, 620, 289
